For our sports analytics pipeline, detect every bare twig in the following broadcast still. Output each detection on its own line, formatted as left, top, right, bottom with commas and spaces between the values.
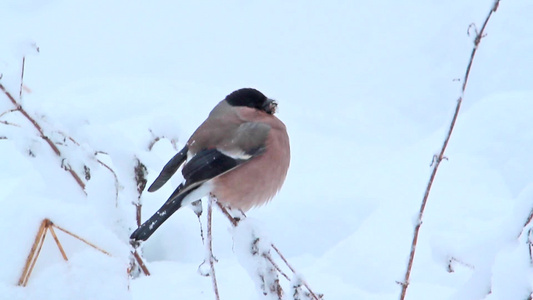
96, 157, 121, 203
447, 256, 475, 273
528, 229, 533, 265
147, 136, 161, 151
0, 83, 86, 193
131, 250, 151, 276
19, 57, 26, 100
0, 120, 21, 127
56, 131, 122, 203
147, 130, 179, 151
399, 1, 501, 299
215, 201, 321, 300
207, 195, 221, 300
134, 158, 148, 226
271, 244, 321, 300
263, 252, 290, 281
0, 108, 20, 118
216, 202, 239, 227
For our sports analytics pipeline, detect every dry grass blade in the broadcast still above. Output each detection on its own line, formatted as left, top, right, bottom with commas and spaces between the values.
51, 221, 111, 256
18, 219, 116, 286
18, 220, 48, 286
47, 222, 69, 261
398, 1, 501, 299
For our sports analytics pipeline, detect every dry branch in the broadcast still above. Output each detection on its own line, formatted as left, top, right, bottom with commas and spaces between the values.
215, 201, 321, 300
19, 57, 26, 100
206, 195, 221, 300
96, 157, 121, 204
398, 1, 501, 299
0, 83, 87, 193
131, 250, 151, 276
0, 108, 20, 118
147, 130, 179, 152
134, 158, 148, 226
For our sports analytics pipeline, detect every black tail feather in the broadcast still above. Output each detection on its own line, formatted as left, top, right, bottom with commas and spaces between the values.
130, 187, 194, 241
147, 145, 188, 192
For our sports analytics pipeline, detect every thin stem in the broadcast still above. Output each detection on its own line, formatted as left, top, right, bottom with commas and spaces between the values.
0, 83, 86, 193
131, 250, 151, 276
399, 1, 501, 299
51, 221, 111, 256
19, 57, 25, 100
207, 195, 221, 300
215, 202, 321, 300
47, 222, 69, 261
18, 219, 48, 286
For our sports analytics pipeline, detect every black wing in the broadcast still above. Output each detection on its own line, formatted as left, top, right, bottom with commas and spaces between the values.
130, 149, 255, 242
147, 145, 189, 192
181, 148, 249, 186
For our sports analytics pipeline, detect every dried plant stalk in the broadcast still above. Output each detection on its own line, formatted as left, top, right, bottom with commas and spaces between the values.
18, 218, 116, 287
50, 221, 111, 256
131, 250, 151, 276
215, 202, 321, 300
207, 195, 221, 300
0, 83, 86, 192
18, 220, 48, 286
19, 57, 26, 100
47, 223, 69, 261
398, 1, 501, 299
134, 158, 148, 227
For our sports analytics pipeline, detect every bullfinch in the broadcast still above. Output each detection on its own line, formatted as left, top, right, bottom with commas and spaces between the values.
130, 88, 290, 241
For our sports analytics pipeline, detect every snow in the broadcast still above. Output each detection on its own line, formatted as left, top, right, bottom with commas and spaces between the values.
1, 0, 533, 299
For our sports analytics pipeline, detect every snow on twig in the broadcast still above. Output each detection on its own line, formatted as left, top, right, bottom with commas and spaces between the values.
215, 202, 322, 300
0, 82, 87, 192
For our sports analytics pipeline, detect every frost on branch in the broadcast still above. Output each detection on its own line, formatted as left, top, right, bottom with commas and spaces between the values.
233, 219, 283, 299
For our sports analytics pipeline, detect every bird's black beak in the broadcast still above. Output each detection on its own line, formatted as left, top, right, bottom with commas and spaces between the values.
262, 98, 278, 114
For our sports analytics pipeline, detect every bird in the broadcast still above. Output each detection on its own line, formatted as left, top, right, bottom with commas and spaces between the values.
130, 88, 290, 242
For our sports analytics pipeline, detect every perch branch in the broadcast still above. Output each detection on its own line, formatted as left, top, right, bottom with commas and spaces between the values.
398, 1, 500, 299
207, 195, 221, 300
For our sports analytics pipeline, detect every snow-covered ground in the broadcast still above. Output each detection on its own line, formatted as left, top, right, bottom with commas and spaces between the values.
1, 1, 532, 299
